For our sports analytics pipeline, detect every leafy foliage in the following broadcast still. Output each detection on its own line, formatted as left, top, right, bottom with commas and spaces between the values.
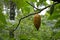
0, 6, 6, 29
0, 0, 60, 40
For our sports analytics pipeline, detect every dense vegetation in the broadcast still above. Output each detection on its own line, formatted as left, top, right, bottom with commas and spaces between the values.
0, 0, 60, 40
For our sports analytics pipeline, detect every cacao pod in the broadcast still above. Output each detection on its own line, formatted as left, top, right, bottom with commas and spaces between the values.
33, 14, 41, 30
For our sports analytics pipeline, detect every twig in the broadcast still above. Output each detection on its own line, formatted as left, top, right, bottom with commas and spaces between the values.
41, 2, 59, 11
12, 2, 59, 32
26, 1, 40, 10
13, 12, 37, 32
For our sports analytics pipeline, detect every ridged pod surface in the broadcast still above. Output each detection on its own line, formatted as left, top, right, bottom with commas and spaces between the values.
33, 14, 41, 30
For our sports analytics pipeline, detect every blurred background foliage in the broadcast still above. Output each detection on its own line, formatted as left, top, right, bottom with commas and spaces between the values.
0, 0, 60, 40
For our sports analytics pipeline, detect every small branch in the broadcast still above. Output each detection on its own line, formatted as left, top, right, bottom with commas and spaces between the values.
12, 2, 59, 32
13, 12, 37, 32
41, 2, 59, 11
26, 1, 40, 10
26, 1, 59, 11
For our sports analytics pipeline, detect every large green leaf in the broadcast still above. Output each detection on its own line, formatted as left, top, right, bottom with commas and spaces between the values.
0, 9, 6, 29
22, 6, 34, 16
12, 0, 28, 9
12, 0, 36, 9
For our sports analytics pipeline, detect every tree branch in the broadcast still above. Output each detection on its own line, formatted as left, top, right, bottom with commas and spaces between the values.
12, 2, 59, 32
26, 1, 40, 10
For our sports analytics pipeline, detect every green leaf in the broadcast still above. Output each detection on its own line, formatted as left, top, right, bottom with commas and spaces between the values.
0, 9, 6, 29
12, 0, 28, 9
50, 4, 54, 15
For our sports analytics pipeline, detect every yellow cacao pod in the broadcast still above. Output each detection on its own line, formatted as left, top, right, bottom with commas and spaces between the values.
33, 14, 41, 30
